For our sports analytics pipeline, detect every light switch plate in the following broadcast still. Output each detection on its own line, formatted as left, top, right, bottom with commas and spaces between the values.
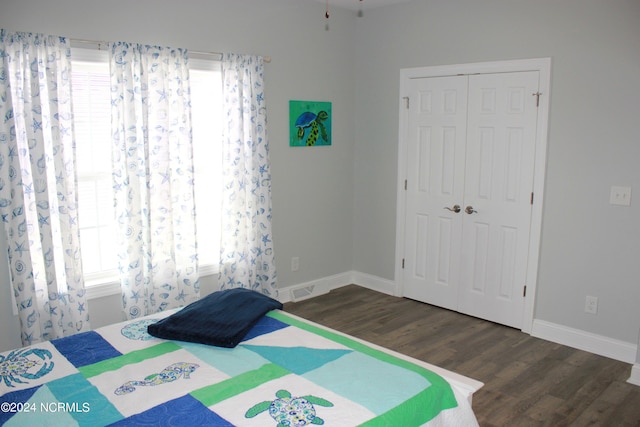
610, 186, 631, 206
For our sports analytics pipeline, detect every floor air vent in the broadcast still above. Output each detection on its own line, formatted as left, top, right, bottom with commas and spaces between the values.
289, 282, 328, 302
290, 285, 316, 302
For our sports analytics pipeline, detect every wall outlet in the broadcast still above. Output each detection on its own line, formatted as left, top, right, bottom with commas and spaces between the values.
585, 295, 598, 314
291, 257, 299, 272
610, 186, 631, 206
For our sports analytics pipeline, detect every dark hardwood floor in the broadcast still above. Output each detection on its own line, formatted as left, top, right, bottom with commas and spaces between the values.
283, 285, 640, 427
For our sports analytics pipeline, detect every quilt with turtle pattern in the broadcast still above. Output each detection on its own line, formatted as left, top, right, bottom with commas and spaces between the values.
0, 309, 480, 426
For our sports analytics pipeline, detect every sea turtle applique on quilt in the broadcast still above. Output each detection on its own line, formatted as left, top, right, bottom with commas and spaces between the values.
246, 389, 334, 426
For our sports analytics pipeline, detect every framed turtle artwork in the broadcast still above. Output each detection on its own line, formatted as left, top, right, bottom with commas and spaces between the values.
289, 100, 332, 147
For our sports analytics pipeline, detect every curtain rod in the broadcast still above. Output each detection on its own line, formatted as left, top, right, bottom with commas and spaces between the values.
69, 38, 271, 63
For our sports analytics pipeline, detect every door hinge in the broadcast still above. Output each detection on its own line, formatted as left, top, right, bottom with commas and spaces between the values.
402, 96, 409, 109
523, 285, 527, 297
530, 192, 534, 205
404, 179, 407, 190
402, 258, 405, 269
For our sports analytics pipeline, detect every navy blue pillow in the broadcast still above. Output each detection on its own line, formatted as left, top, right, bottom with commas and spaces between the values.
147, 288, 283, 348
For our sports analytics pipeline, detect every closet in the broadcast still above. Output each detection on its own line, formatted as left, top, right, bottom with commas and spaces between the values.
396, 59, 550, 330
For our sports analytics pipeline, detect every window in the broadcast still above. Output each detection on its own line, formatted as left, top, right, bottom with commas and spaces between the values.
70, 48, 223, 288
71, 49, 116, 284
189, 58, 223, 273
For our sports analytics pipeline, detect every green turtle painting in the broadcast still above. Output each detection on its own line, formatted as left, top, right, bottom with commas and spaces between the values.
295, 110, 329, 146
245, 389, 334, 426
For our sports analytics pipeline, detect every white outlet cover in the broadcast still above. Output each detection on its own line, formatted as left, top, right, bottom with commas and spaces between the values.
610, 186, 631, 206
585, 295, 598, 314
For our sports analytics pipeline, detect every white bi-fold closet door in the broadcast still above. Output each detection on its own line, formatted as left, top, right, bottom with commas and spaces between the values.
399, 65, 545, 330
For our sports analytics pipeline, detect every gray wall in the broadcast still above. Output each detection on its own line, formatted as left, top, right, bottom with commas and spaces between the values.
1, 0, 639, 355
0, 0, 356, 351
352, 0, 640, 344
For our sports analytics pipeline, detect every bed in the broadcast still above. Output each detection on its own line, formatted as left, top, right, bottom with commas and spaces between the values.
0, 289, 482, 426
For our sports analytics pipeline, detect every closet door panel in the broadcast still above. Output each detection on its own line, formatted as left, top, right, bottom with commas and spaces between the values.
402, 75, 467, 310
458, 71, 540, 328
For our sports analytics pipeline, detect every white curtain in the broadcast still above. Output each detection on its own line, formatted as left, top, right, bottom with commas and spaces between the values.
219, 53, 277, 298
0, 30, 90, 345
110, 42, 199, 319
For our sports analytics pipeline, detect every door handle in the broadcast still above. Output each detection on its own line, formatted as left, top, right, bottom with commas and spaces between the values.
444, 204, 461, 213
465, 205, 477, 214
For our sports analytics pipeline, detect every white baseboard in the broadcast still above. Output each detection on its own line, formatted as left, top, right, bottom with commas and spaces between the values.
628, 364, 640, 386
350, 271, 397, 296
279, 272, 353, 303
278, 271, 397, 303
531, 319, 637, 364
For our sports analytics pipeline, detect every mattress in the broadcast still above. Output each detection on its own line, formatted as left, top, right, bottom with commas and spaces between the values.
0, 305, 482, 426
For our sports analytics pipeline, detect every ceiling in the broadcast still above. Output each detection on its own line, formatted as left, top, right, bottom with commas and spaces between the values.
311, 0, 414, 12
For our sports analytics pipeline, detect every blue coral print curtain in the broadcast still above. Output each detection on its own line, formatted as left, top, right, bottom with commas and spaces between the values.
0, 30, 90, 345
110, 42, 199, 319
219, 54, 277, 298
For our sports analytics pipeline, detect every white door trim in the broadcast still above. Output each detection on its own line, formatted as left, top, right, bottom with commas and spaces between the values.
394, 58, 551, 334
